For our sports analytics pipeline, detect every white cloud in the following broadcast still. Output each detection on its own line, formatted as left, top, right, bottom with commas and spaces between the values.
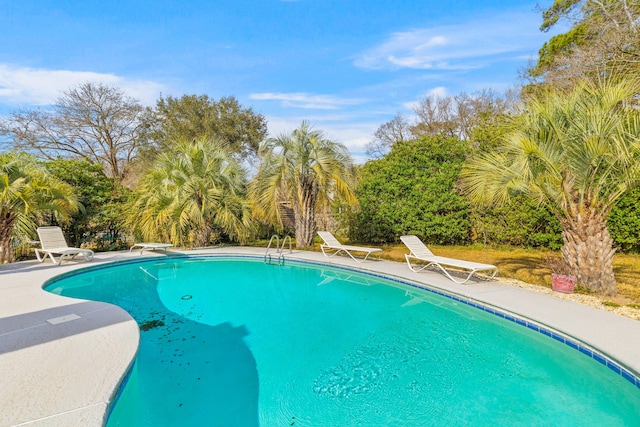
354, 11, 543, 71
402, 86, 449, 110
0, 64, 165, 107
402, 100, 420, 111
427, 86, 448, 98
250, 92, 366, 110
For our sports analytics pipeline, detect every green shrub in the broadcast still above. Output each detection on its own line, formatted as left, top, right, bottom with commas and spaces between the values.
349, 136, 471, 244
471, 194, 563, 249
46, 159, 130, 250
608, 187, 640, 253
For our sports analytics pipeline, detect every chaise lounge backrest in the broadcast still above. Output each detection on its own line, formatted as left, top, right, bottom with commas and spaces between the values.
400, 235, 435, 258
317, 231, 343, 248
37, 226, 70, 250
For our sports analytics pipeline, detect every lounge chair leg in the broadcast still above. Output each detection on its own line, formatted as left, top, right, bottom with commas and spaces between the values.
433, 264, 469, 284
49, 252, 60, 265
405, 255, 430, 273
361, 251, 380, 262
347, 251, 361, 263
321, 245, 343, 259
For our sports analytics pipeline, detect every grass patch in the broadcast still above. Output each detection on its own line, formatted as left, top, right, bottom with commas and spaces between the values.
602, 301, 621, 307
377, 243, 554, 288
330, 239, 640, 305
266, 236, 640, 305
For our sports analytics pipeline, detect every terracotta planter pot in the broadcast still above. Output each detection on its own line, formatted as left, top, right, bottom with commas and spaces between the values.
552, 273, 576, 294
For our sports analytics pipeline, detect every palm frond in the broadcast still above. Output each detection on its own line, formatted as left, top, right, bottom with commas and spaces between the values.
461, 77, 640, 220
127, 138, 250, 247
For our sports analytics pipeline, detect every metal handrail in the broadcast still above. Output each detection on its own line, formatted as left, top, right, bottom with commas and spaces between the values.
264, 235, 280, 263
280, 235, 292, 255
265, 235, 292, 265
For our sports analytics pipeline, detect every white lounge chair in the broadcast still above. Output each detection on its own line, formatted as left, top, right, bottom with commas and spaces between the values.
35, 226, 94, 265
129, 243, 173, 254
317, 231, 382, 263
400, 235, 497, 284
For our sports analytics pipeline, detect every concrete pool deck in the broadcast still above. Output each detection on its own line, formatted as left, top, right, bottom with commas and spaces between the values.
1, 246, 639, 426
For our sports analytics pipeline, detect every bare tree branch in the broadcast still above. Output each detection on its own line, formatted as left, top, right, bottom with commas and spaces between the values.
530, 0, 640, 89
411, 90, 516, 141
0, 82, 145, 179
365, 89, 517, 157
366, 114, 411, 158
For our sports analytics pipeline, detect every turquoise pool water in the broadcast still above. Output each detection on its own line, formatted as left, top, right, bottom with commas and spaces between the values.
44, 257, 640, 426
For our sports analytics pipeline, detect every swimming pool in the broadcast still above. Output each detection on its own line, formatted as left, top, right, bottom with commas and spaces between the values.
44, 257, 640, 426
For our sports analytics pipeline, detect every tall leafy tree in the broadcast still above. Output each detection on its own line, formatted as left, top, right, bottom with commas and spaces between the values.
0, 152, 78, 263
141, 94, 268, 161
249, 122, 357, 248
128, 138, 250, 247
0, 83, 146, 179
461, 78, 640, 295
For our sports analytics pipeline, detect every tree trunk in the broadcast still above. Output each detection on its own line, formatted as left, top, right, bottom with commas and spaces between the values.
0, 233, 13, 264
196, 225, 212, 248
560, 210, 617, 295
0, 210, 16, 264
293, 185, 317, 248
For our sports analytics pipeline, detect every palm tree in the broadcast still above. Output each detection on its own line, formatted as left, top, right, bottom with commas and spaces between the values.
461, 78, 640, 295
128, 138, 250, 247
0, 152, 78, 263
249, 122, 357, 248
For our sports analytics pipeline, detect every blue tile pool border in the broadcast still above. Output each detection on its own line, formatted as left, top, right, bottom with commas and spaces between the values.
43, 253, 640, 391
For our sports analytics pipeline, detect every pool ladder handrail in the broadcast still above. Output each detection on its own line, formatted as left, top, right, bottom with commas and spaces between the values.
264, 235, 292, 264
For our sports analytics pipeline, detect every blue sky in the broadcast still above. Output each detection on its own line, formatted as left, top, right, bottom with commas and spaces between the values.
0, 0, 561, 161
